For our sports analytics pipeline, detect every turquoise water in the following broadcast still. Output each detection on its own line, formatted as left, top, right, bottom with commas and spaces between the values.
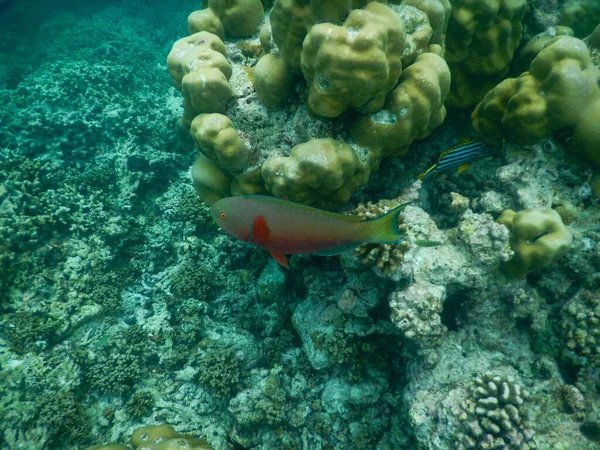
1, 1, 599, 449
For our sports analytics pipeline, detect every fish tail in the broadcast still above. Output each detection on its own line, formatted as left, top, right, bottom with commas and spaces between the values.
367, 202, 410, 244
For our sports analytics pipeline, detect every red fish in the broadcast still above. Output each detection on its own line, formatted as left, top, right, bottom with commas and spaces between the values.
210, 195, 408, 268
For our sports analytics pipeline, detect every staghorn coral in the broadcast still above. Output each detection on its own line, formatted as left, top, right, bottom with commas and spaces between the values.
86, 353, 142, 395
196, 345, 243, 398
36, 391, 90, 446
126, 391, 155, 420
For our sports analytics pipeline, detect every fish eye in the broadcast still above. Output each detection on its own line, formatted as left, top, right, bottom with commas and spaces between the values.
220, 212, 227, 219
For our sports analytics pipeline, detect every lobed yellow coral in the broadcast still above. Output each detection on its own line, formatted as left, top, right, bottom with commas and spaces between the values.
399, 0, 451, 48
517, 26, 574, 72
350, 51, 450, 157
190, 113, 250, 173
188, 0, 264, 38
300, 2, 406, 117
268, 0, 377, 73
253, 53, 296, 108
269, 0, 317, 73
166, 32, 233, 127
261, 138, 370, 207
191, 154, 233, 206
472, 36, 600, 165
497, 208, 573, 278
87, 424, 214, 450
444, 0, 527, 107
559, 0, 600, 38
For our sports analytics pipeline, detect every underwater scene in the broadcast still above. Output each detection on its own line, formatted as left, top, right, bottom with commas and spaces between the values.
1, 0, 600, 449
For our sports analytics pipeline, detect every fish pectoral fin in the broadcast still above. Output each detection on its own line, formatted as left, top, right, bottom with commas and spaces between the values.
457, 163, 472, 174
269, 251, 289, 268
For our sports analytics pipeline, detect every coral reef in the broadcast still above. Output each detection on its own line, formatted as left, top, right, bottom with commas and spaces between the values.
166, 31, 233, 124
497, 208, 573, 278
262, 138, 371, 206
560, 291, 600, 367
2, 1, 600, 450
559, 0, 600, 37
444, 0, 527, 107
453, 373, 534, 449
350, 51, 451, 157
89, 423, 214, 449
188, 0, 264, 39
300, 2, 405, 118
472, 36, 600, 165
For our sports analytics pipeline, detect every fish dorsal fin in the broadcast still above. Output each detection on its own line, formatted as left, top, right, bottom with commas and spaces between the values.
269, 251, 289, 268
249, 215, 271, 245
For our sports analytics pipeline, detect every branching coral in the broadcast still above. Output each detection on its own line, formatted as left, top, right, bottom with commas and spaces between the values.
560, 291, 600, 367
348, 200, 410, 275
454, 373, 534, 449
196, 346, 243, 398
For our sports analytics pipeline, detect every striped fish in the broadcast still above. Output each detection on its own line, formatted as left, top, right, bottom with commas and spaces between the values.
418, 140, 496, 181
